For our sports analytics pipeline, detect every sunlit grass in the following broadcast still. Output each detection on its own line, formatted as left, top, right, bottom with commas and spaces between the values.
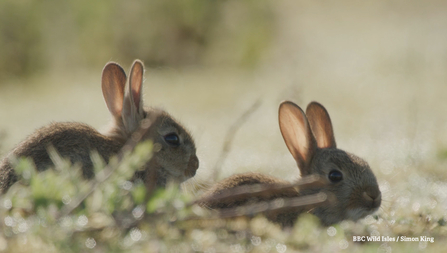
1, 62, 447, 251
1, 0, 447, 252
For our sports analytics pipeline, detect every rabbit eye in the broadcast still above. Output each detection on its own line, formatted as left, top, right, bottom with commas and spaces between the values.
328, 170, 343, 183
164, 133, 180, 146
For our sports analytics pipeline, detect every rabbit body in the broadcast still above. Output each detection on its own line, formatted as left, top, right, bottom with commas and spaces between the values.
200, 172, 294, 208
199, 101, 381, 226
199, 172, 305, 227
0, 60, 199, 193
0, 122, 120, 191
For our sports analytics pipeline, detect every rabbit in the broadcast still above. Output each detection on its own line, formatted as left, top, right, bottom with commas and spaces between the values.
0, 60, 199, 193
198, 101, 381, 227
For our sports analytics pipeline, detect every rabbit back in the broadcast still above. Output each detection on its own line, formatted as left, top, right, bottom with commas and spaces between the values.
200, 172, 294, 209
0, 122, 121, 192
199, 172, 322, 227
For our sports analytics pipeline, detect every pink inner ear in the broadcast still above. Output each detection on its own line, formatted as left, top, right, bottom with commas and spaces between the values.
130, 61, 144, 109
106, 89, 123, 116
102, 63, 126, 118
132, 87, 141, 109
306, 102, 336, 149
281, 109, 310, 161
279, 101, 318, 174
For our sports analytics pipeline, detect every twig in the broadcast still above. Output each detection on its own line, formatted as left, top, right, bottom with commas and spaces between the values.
186, 191, 330, 222
0, 130, 7, 156
194, 174, 325, 207
212, 100, 262, 181
185, 175, 331, 225
213, 192, 328, 219
57, 114, 157, 219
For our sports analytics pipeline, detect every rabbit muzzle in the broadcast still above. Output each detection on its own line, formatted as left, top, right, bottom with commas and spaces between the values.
363, 190, 382, 209
184, 154, 199, 178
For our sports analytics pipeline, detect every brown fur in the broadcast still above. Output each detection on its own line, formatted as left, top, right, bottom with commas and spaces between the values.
198, 101, 381, 226
0, 122, 121, 191
198, 172, 309, 227
0, 60, 199, 193
200, 172, 296, 208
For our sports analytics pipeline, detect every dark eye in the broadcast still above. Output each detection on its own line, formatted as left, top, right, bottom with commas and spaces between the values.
164, 133, 180, 146
328, 170, 343, 183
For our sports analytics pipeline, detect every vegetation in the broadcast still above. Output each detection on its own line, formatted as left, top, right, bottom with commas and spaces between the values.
0, 0, 274, 80
0, 141, 445, 252
1, 0, 447, 252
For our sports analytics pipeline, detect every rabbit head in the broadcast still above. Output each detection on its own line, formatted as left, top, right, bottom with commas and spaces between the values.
279, 101, 381, 225
101, 60, 199, 185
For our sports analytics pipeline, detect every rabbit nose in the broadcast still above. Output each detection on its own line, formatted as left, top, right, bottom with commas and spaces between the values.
363, 190, 382, 208
184, 155, 199, 178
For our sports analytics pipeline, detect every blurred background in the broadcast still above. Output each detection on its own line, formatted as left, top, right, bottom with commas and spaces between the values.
1, 0, 447, 212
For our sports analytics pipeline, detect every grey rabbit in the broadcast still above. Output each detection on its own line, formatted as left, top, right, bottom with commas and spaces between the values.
0, 60, 199, 193
199, 101, 381, 226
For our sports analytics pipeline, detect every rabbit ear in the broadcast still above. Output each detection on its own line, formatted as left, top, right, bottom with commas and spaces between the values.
279, 101, 318, 175
102, 62, 127, 119
122, 60, 145, 133
128, 60, 144, 111
306, 101, 336, 149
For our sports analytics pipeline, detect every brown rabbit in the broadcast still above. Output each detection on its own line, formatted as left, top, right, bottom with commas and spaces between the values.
199, 101, 381, 226
0, 60, 199, 193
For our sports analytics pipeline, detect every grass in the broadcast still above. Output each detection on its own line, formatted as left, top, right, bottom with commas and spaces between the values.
1, 150, 446, 252
1, 0, 447, 252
